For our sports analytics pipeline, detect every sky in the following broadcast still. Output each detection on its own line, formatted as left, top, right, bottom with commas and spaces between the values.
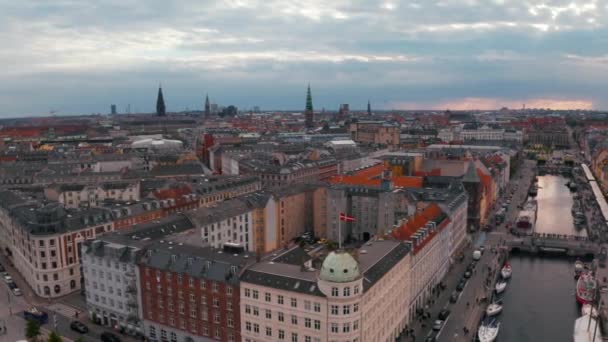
1, 0, 607, 117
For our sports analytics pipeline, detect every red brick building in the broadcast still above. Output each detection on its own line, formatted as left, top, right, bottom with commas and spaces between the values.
139, 243, 255, 342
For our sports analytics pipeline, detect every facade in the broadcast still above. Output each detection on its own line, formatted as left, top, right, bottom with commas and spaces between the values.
348, 121, 400, 147
438, 125, 523, 143
237, 193, 279, 254
240, 158, 338, 188
525, 128, 570, 148
186, 199, 255, 251
240, 240, 412, 342
140, 243, 255, 342
194, 176, 261, 207
45, 181, 141, 208
0, 191, 115, 298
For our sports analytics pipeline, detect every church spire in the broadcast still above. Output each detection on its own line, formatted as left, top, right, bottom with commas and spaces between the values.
156, 85, 166, 117
367, 100, 371, 116
305, 84, 314, 128
204, 94, 211, 118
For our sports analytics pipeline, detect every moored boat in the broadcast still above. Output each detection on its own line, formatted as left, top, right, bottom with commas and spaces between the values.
501, 262, 512, 279
573, 314, 603, 342
495, 281, 507, 294
478, 318, 500, 342
516, 199, 537, 230
485, 302, 503, 317
581, 304, 599, 318
576, 272, 597, 305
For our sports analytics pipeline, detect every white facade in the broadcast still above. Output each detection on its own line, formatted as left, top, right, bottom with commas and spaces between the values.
200, 211, 254, 251
438, 125, 523, 143
56, 182, 140, 209
82, 241, 143, 334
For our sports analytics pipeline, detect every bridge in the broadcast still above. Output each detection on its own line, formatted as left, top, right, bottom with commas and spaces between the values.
506, 235, 600, 257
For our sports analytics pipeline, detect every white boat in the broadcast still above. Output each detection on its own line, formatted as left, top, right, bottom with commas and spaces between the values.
495, 281, 507, 294
582, 304, 599, 318
516, 199, 537, 231
478, 319, 500, 342
501, 262, 512, 279
485, 303, 503, 317
574, 314, 603, 342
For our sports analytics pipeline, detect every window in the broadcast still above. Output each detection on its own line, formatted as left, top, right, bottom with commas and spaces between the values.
314, 302, 321, 312
177, 274, 183, 284
190, 293, 195, 302
278, 295, 284, 305
226, 286, 233, 296
161, 329, 167, 340
353, 303, 359, 312
190, 308, 197, 318
266, 327, 272, 337
331, 287, 339, 296
291, 315, 298, 325
245, 322, 252, 331
170, 332, 177, 342
290, 298, 297, 308
149, 326, 156, 338
252, 290, 259, 299
304, 318, 311, 328
343, 287, 350, 296
265, 292, 271, 302
213, 297, 220, 307
291, 333, 298, 342
245, 305, 251, 314
253, 323, 260, 333
278, 330, 285, 340
214, 312, 220, 323
314, 320, 321, 330
244, 288, 251, 297
265, 309, 272, 319
331, 305, 339, 315
343, 322, 350, 333
331, 323, 339, 333
278, 312, 284, 322
343, 305, 350, 315
354, 285, 360, 295
305, 337, 311, 342
227, 302, 233, 311
304, 300, 311, 311
189, 278, 194, 287
353, 320, 359, 331
200, 280, 206, 290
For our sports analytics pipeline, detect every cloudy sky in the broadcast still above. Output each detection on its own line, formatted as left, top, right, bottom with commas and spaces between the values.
1, 0, 607, 117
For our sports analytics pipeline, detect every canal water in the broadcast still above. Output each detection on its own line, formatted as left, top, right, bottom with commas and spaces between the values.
499, 175, 587, 342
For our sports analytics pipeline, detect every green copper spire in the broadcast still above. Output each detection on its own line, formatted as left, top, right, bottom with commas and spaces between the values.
305, 84, 313, 112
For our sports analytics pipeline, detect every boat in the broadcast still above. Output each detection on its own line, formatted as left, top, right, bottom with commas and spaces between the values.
582, 304, 599, 318
495, 281, 507, 294
575, 260, 585, 278
515, 200, 537, 230
478, 318, 500, 342
485, 302, 503, 317
576, 272, 597, 305
573, 314, 603, 342
501, 262, 512, 279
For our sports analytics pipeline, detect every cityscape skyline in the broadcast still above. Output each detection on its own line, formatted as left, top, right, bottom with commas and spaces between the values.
1, 1, 606, 117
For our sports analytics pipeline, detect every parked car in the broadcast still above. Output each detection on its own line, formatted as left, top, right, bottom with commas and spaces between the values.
3, 274, 12, 283
438, 309, 451, 320
425, 335, 437, 342
449, 291, 459, 303
464, 271, 472, 279
101, 332, 121, 342
70, 321, 88, 333
456, 281, 466, 291
12, 287, 22, 296
8, 281, 17, 289
432, 320, 444, 331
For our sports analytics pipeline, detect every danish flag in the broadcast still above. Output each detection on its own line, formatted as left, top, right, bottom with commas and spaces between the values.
339, 213, 356, 222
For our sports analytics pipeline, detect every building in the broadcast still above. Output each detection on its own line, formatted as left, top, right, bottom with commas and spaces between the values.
0, 191, 115, 298
186, 199, 255, 251
239, 158, 338, 188
240, 240, 412, 342
348, 121, 400, 147
157, 87, 166, 117
237, 193, 278, 254
194, 176, 262, 207
438, 124, 523, 143
525, 127, 570, 148
139, 242, 255, 342
44, 181, 141, 208
111, 104, 117, 115
391, 203, 451, 316
81, 215, 196, 336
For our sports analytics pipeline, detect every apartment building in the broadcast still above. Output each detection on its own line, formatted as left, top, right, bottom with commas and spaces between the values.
239, 158, 338, 188
240, 240, 412, 342
348, 121, 400, 147
0, 190, 114, 298
194, 176, 261, 207
139, 242, 255, 342
45, 181, 141, 208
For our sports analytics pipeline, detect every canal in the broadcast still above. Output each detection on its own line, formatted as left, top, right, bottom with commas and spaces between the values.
499, 175, 587, 342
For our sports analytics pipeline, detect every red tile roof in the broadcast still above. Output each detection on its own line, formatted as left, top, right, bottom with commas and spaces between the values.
329, 163, 422, 188
391, 203, 450, 254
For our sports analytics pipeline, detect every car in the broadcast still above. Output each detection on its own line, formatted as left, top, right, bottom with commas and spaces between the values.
432, 320, 444, 331
456, 281, 466, 291
479, 245, 486, 254
12, 287, 22, 296
7, 281, 16, 289
3, 274, 12, 283
424, 336, 437, 342
70, 321, 88, 333
450, 291, 459, 303
464, 271, 472, 279
101, 332, 121, 342
438, 309, 451, 320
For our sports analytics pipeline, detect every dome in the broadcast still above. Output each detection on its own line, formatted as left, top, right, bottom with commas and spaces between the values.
319, 251, 361, 283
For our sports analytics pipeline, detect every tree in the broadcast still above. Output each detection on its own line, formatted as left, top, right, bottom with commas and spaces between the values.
47, 331, 63, 342
25, 320, 41, 342
219, 105, 238, 117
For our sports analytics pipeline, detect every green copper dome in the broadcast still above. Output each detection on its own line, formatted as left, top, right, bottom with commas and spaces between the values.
319, 251, 361, 283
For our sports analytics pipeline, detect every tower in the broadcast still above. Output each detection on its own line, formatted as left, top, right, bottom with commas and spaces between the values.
156, 86, 166, 117
462, 160, 482, 231
204, 94, 211, 118
305, 84, 314, 128
367, 100, 372, 116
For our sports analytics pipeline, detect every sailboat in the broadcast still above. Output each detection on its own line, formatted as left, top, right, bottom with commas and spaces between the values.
478, 318, 500, 342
